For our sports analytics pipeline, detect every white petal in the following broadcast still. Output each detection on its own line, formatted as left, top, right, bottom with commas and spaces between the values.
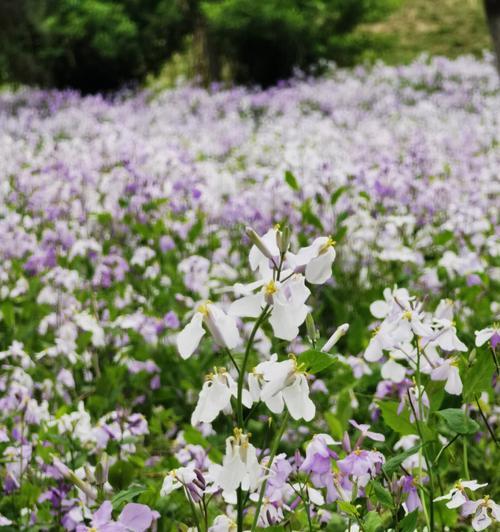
447, 490, 466, 509
475, 328, 493, 347
370, 300, 390, 319
444, 366, 462, 395
472, 506, 491, 531
269, 306, 300, 341
305, 248, 335, 285
381, 359, 407, 383
191, 379, 232, 425
229, 293, 264, 318
364, 336, 383, 362
177, 313, 205, 359
282, 375, 315, 421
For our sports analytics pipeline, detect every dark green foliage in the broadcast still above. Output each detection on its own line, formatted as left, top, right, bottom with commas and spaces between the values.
0, 0, 191, 92
200, 0, 398, 86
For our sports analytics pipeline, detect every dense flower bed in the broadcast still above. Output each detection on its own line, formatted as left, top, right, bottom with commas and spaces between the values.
0, 54, 498, 531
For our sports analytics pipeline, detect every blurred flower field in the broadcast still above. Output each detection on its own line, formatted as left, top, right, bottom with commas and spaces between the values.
0, 54, 498, 531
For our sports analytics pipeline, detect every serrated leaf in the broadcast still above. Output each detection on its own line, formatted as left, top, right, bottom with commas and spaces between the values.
437, 409, 479, 435
111, 486, 147, 509
364, 511, 383, 532
400, 509, 419, 532
298, 349, 338, 374
383, 443, 424, 475
284, 170, 299, 190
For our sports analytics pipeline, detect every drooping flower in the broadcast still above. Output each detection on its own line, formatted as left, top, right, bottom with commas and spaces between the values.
257, 356, 316, 421
177, 302, 241, 359
288, 236, 336, 284
430, 358, 463, 395
160, 466, 205, 502
210, 430, 261, 500
191, 367, 251, 426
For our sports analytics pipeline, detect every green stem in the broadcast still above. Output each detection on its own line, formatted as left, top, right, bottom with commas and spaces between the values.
475, 394, 499, 445
250, 412, 289, 532
410, 338, 434, 530
236, 305, 270, 428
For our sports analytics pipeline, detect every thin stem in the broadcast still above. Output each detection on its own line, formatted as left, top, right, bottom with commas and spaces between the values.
489, 345, 499, 376
236, 305, 270, 428
251, 412, 289, 532
475, 394, 499, 445
433, 434, 459, 467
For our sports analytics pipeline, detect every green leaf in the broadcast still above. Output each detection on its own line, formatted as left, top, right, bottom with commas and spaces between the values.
324, 412, 343, 440
330, 185, 349, 205
462, 349, 495, 401
400, 509, 419, 532
369, 480, 393, 508
284, 170, 300, 190
364, 511, 384, 532
437, 409, 480, 435
383, 444, 424, 475
338, 500, 358, 516
378, 401, 417, 436
1, 301, 15, 328
298, 349, 338, 374
111, 485, 147, 509
108, 460, 136, 491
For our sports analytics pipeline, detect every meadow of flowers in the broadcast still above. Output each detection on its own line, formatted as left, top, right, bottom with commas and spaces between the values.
0, 54, 498, 531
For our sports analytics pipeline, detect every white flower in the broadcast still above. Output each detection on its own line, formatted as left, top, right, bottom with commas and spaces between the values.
130, 246, 155, 267
429, 319, 467, 352
434, 479, 488, 509
430, 359, 463, 395
209, 515, 237, 532
211, 430, 261, 499
288, 236, 336, 284
257, 356, 315, 421
475, 325, 499, 347
160, 467, 196, 497
191, 368, 251, 426
74, 312, 105, 347
0, 514, 12, 526
230, 275, 310, 342
177, 302, 241, 359
369, 286, 411, 320
463, 497, 500, 531
364, 320, 412, 362
381, 348, 408, 383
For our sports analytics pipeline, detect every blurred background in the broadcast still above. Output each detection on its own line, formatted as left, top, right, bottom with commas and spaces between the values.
0, 0, 498, 94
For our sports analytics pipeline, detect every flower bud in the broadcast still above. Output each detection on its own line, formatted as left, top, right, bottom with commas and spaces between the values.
322, 323, 349, 352
306, 313, 318, 343
245, 227, 275, 261
95, 452, 109, 486
276, 225, 291, 254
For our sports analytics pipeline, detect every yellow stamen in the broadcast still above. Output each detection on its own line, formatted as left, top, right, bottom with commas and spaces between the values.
319, 236, 336, 254
265, 280, 278, 296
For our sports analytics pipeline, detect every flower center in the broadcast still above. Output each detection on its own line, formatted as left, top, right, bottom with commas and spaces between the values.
319, 237, 336, 254
265, 280, 278, 296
